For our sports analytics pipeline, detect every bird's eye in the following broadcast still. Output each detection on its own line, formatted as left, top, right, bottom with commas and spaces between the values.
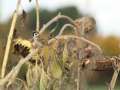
32, 32, 39, 37
34, 33, 38, 36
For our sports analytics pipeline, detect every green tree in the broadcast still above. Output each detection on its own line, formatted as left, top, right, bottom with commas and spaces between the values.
27, 6, 82, 34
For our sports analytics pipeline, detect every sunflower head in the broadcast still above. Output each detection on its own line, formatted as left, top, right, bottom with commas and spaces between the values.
13, 38, 32, 57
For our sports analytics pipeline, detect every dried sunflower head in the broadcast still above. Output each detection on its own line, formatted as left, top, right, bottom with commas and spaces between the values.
13, 38, 41, 64
74, 16, 96, 36
13, 38, 32, 57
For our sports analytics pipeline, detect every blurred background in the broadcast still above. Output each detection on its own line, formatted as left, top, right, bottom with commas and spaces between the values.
0, 0, 120, 90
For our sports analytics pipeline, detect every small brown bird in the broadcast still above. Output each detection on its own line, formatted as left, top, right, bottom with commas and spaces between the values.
32, 32, 49, 49
32, 32, 43, 49
74, 16, 96, 36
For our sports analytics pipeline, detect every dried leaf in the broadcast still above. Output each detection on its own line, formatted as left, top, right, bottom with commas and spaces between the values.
50, 60, 62, 79
26, 65, 41, 89
26, 67, 34, 87
62, 42, 68, 63
50, 52, 62, 79
21, 9, 27, 22
41, 46, 50, 63
13, 28, 17, 38
39, 69, 48, 90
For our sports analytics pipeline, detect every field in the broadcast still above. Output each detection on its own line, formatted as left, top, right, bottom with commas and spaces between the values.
0, 0, 120, 90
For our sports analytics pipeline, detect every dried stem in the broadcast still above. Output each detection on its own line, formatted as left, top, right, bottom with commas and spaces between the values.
108, 69, 120, 90
0, 49, 37, 86
16, 78, 29, 90
35, 0, 40, 32
77, 63, 80, 90
1, 0, 21, 78
48, 35, 102, 53
57, 24, 76, 36
39, 13, 75, 34
108, 59, 120, 90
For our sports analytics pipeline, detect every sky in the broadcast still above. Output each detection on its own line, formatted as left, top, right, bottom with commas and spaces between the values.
1, 0, 120, 36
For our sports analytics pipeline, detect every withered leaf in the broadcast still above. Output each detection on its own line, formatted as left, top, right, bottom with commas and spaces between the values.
63, 42, 69, 63
39, 69, 48, 90
22, 9, 27, 21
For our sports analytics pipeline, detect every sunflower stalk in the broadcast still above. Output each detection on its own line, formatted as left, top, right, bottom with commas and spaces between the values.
1, 0, 22, 78
35, 0, 40, 32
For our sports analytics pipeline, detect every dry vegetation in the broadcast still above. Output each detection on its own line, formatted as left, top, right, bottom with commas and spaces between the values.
0, 0, 120, 90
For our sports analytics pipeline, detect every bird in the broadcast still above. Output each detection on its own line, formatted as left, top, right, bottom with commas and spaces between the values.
32, 32, 43, 49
